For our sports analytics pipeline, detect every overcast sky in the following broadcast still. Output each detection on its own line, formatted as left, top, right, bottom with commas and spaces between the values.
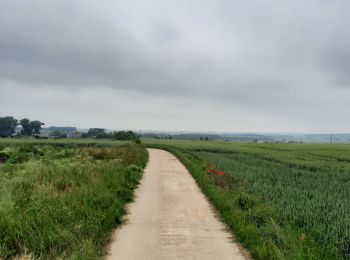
1, 0, 349, 132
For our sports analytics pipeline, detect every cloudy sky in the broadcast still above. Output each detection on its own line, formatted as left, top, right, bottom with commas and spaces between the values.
1, 0, 349, 132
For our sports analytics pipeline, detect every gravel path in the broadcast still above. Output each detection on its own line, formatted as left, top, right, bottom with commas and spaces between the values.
106, 148, 247, 260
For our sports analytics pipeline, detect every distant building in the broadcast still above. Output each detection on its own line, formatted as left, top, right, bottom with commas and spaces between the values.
47, 126, 77, 133
40, 126, 79, 138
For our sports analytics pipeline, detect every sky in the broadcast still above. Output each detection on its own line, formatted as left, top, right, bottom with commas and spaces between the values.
0, 0, 349, 133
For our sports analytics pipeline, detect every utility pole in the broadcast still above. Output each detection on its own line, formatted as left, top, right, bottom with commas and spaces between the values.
330, 131, 333, 144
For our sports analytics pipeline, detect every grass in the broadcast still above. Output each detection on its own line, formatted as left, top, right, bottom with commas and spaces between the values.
146, 140, 350, 260
0, 138, 130, 146
1, 138, 349, 259
0, 141, 147, 259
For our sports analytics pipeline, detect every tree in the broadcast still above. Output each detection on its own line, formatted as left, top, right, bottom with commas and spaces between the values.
113, 130, 136, 140
20, 118, 44, 136
88, 128, 105, 137
81, 128, 111, 139
20, 118, 32, 136
0, 116, 18, 137
30, 120, 44, 135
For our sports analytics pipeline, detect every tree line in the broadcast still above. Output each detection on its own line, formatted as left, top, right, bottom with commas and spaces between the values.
0, 116, 44, 137
81, 128, 140, 142
0, 116, 140, 142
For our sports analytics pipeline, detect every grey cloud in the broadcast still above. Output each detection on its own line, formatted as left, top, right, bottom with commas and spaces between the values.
0, 0, 349, 131
320, 43, 350, 87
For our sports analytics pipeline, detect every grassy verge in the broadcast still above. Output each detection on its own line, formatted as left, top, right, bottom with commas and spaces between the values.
0, 143, 147, 259
147, 144, 346, 260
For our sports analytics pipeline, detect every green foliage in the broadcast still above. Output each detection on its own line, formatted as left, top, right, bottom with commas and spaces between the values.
147, 142, 349, 260
30, 120, 45, 135
19, 118, 31, 136
20, 118, 44, 136
0, 143, 147, 259
0, 116, 18, 137
81, 128, 110, 139
0, 138, 131, 146
113, 130, 137, 141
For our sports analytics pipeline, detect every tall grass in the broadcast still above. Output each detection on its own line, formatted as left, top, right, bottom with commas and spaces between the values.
0, 144, 147, 259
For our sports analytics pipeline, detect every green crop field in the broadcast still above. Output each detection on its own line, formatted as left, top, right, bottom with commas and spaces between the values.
0, 140, 147, 259
146, 139, 350, 260
1, 138, 349, 259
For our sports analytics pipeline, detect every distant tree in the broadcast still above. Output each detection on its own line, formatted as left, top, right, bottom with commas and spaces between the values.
200, 137, 203, 141
88, 128, 103, 138
20, 118, 44, 136
114, 130, 137, 140
82, 128, 111, 139
20, 118, 32, 136
81, 133, 88, 138
0, 116, 18, 137
88, 128, 105, 136
30, 120, 44, 135
127, 130, 136, 139
205, 137, 209, 141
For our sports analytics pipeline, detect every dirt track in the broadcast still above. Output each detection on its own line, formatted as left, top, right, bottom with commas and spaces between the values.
106, 148, 246, 260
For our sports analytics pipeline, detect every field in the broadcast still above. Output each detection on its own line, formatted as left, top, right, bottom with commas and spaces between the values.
146, 139, 350, 260
1, 138, 349, 259
0, 140, 147, 259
